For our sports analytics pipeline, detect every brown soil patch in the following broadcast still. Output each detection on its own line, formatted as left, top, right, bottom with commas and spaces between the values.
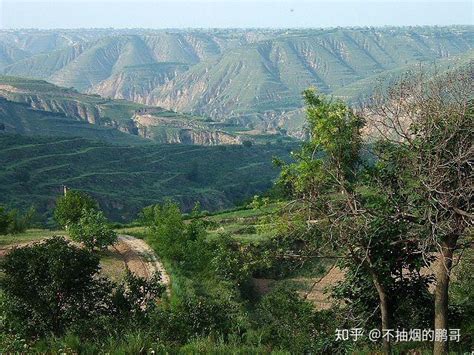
115, 235, 171, 292
303, 265, 346, 310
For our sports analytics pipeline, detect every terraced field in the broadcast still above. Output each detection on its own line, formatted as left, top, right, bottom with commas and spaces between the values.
0, 134, 296, 222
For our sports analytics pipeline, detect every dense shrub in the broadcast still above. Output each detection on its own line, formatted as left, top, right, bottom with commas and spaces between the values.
0, 237, 164, 340
142, 201, 212, 271
0, 237, 112, 337
255, 286, 320, 352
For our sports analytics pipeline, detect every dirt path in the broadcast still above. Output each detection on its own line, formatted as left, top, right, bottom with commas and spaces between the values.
0, 234, 171, 294
114, 235, 170, 292
303, 265, 345, 310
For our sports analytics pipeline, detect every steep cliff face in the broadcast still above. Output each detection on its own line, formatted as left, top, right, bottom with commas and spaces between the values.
142, 128, 241, 145
0, 76, 243, 146
1, 92, 101, 124
133, 114, 241, 145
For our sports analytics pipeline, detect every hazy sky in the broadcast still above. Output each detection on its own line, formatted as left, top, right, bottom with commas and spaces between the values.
0, 0, 472, 29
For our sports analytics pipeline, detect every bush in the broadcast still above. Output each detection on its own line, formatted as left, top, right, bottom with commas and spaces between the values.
0, 237, 113, 337
142, 201, 211, 270
112, 271, 165, 324
0, 237, 166, 344
69, 209, 117, 251
255, 286, 319, 353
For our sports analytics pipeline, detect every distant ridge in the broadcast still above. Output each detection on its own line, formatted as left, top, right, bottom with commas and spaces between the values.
1, 27, 472, 136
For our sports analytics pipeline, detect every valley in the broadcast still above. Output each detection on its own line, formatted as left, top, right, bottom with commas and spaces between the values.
0, 24, 472, 354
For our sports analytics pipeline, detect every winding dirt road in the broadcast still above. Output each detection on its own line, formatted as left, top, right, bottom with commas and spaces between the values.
114, 235, 171, 292
0, 234, 171, 293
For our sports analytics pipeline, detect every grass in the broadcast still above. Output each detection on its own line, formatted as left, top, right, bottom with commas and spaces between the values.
117, 203, 281, 244
204, 203, 280, 243
0, 229, 65, 247
98, 248, 127, 282
115, 226, 147, 239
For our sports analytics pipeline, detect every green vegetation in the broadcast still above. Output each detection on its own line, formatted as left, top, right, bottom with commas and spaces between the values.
148, 27, 473, 133
0, 96, 149, 145
0, 28, 472, 353
0, 134, 295, 222
272, 69, 473, 353
0, 75, 243, 145
54, 190, 98, 228
0, 205, 35, 235
69, 209, 117, 251
1, 27, 472, 136
0, 237, 164, 349
0, 229, 63, 247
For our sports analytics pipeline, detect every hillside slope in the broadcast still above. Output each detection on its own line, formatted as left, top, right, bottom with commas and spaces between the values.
0, 134, 295, 221
149, 27, 474, 130
0, 75, 241, 145
1, 27, 472, 136
0, 97, 147, 145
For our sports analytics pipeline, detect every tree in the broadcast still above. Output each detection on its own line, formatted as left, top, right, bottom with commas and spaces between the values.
0, 237, 113, 337
0, 205, 36, 235
142, 201, 187, 261
277, 89, 429, 353
69, 209, 117, 251
54, 190, 98, 229
367, 65, 473, 354
142, 201, 211, 270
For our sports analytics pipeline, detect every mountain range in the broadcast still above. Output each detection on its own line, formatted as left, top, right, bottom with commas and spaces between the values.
1, 26, 472, 136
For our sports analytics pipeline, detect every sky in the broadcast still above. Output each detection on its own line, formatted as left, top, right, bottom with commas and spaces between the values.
0, 0, 472, 29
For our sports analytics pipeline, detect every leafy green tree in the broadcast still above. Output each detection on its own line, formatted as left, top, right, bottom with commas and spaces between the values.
211, 234, 254, 286
142, 201, 187, 261
143, 201, 211, 270
6, 206, 36, 234
69, 209, 117, 251
0, 205, 36, 235
54, 190, 97, 229
0, 237, 113, 337
277, 89, 429, 354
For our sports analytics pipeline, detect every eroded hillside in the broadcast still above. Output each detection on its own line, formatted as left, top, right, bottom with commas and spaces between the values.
0, 76, 241, 145
1, 27, 472, 136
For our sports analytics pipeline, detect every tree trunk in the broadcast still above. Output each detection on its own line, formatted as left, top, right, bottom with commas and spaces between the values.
372, 274, 391, 354
433, 237, 457, 355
